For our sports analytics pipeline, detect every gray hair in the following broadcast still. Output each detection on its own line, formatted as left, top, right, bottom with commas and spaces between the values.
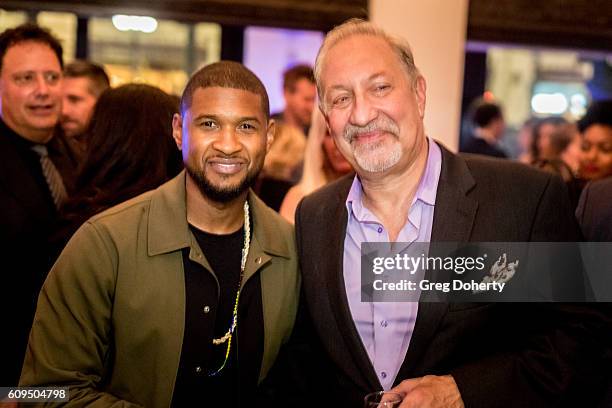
314, 18, 421, 110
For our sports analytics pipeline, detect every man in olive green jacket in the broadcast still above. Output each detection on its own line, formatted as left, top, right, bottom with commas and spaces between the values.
20, 62, 300, 407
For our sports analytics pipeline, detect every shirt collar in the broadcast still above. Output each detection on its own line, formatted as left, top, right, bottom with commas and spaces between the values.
345, 137, 442, 221
148, 171, 292, 259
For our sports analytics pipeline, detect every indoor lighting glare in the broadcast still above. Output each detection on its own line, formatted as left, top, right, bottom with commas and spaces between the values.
112, 15, 158, 33
531, 93, 568, 115
569, 94, 587, 117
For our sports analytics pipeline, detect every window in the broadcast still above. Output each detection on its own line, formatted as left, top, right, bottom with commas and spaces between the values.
244, 26, 323, 114
37, 11, 77, 62
89, 16, 220, 95
0, 9, 27, 33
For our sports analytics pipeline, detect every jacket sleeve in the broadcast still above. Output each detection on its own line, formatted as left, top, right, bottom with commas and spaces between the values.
19, 221, 142, 408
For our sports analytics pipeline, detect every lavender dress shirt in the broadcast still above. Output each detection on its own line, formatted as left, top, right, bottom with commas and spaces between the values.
343, 139, 442, 390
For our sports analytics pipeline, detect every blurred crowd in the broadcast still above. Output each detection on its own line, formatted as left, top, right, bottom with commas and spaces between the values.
461, 98, 612, 213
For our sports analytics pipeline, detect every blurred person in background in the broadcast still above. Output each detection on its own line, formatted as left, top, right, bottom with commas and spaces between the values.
574, 100, 612, 406
59, 59, 110, 156
576, 177, 612, 242
528, 117, 584, 207
560, 123, 582, 175
256, 65, 317, 210
0, 23, 73, 386
517, 117, 539, 163
50, 83, 183, 258
280, 108, 352, 223
255, 122, 306, 211
461, 100, 507, 158
262, 124, 306, 181
577, 99, 612, 182
528, 117, 576, 169
272, 64, 316, 135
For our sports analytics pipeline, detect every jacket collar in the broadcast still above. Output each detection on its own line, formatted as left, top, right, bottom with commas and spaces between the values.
147, 171, 291, 259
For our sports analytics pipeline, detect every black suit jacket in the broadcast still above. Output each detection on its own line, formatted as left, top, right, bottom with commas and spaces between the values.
286, 145, 608, 407
461, 136, 507, 158
576, 177, 612, 242
0, 125, 66, 385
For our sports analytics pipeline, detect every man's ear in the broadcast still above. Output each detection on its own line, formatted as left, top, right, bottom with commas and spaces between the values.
265, 119, 276, 153
172, 113, 183, 150
415, 76, 427, 118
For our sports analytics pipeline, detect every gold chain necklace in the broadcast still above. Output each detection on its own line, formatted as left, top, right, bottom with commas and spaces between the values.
208, 200, 250, 376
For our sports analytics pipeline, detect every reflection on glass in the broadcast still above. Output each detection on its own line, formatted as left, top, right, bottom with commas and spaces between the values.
89, 17, 220, 95
37, 11, 77, 62
0, 9, 28, 33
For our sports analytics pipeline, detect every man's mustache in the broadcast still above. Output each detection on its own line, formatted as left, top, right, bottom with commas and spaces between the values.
205, 154, 248, 164
343, 118, 399, 143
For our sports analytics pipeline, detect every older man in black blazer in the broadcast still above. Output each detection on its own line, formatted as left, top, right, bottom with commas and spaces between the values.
282, 19, 608, 408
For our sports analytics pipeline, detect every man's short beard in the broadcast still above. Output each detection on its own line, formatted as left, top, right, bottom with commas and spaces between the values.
343, 115, 402, 173
186, 160, 262, 203
353, 139, 402, 173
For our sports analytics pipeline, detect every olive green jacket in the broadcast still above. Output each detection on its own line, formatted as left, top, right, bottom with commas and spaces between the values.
20, 171, 300, 407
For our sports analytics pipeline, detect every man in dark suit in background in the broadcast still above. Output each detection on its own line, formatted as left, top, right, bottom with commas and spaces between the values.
461, 101, 507, 158
576, 177, 612, 242
575, 176, 612, 408
0, 23, 72, 386
288, 19, 606, 407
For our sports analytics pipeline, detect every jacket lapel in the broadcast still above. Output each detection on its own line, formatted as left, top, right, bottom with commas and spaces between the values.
430, 146, 478, 243
395, 145, 478, 381
323, 177, 382, 391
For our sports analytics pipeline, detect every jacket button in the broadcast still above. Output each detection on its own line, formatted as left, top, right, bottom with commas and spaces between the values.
255, 257, 262, 264
203, 305, 210, 314
195, 366, 202, 374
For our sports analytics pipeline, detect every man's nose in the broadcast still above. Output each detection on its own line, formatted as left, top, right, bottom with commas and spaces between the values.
34, 74, 50, 96
213, 128, 242, 155
61, 97, 71, 116
349, 93, 377, 126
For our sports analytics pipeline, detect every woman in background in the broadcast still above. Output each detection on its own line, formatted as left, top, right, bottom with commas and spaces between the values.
51, 84, 183, 258
577, 100, 612, 182
280, 108, 352, 223
256, 122, 306, 210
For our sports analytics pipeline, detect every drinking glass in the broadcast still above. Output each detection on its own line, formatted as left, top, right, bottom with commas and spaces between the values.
363, 391, 402, 408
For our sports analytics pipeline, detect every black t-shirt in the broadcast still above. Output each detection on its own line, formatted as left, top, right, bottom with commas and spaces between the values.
171, 223, 263, 407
